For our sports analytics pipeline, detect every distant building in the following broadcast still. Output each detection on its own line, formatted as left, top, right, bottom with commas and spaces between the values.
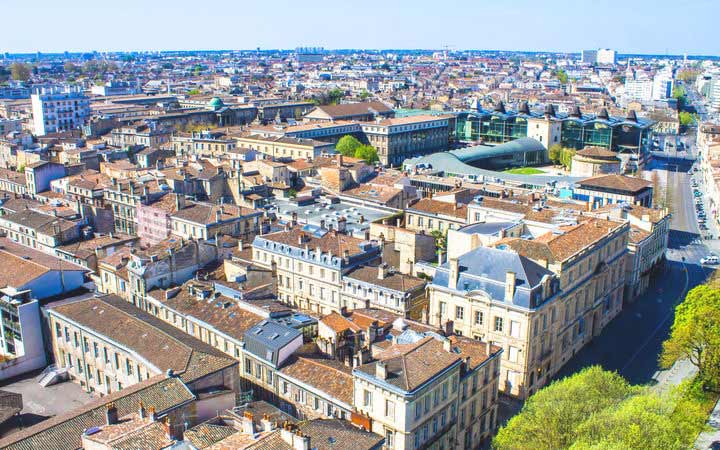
31, 86, 90, 136
596, 48, 617, 65
580, 49, 598, 64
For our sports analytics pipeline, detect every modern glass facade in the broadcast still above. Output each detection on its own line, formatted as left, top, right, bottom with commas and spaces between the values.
455, 112, 528, 143
560, 119, 651, 154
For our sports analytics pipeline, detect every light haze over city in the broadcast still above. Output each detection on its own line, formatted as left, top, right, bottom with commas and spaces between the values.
3, 0, 717, 54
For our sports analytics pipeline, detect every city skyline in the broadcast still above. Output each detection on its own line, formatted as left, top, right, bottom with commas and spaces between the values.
4, 0, 717, 55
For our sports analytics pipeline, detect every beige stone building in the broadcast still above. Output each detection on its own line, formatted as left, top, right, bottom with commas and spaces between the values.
252, 228, 381, 315
428, 217, 629, 398
353, 329, 502, 450
235, 134, 335, 160
48, 295, 239, 401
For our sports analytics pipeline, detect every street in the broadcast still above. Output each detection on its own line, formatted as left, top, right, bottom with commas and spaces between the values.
554, 157, 713, 385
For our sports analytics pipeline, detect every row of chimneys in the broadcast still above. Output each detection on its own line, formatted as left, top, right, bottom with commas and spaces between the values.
448, 258, 517, 303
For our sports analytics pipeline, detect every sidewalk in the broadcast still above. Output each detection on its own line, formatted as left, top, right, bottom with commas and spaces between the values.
652, 358, 698, 393
695, 398, 720, 449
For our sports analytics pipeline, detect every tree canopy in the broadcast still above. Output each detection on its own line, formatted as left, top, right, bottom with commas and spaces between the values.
9, 63, 31, 82
494, 366, 708, 450
336, 135, 362, 157
661, 285, 720, 390
353, 145, 379, 164
548, 144, 575, 170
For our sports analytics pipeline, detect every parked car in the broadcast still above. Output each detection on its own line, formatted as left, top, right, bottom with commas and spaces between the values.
701, 255, 719, 265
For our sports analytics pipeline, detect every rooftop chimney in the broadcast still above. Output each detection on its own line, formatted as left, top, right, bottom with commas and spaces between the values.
443, 338, 452, 353
138, 401, 146, 420
376, 360, 388, 380
505, 271, 516, 303
241, 411, 256, 435
105, 403, 119, 426
378, 263, 389, 280
260, 414, 275, 432
448, 258, 459, 290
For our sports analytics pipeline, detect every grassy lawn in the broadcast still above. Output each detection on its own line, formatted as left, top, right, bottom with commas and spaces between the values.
503, 167, 545, 175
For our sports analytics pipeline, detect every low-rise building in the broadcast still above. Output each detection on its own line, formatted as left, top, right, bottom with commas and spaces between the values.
353, 328, 502, 450
48, 295, 239, 404
252, 228, 381, 315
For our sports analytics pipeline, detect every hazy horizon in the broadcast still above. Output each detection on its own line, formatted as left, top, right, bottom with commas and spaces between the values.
3, 0, 717, 56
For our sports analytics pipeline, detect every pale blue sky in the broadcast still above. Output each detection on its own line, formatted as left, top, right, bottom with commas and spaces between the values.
3, 0, 716, 55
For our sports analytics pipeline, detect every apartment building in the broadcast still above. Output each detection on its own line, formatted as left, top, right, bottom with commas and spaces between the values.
591, 203, 671, 299
342, 263, 426, 316
235, 134, 335, 160
360, 115, 451, 166
31, 86, 90, 136
108, 124, 171, 148
405, 198, 468, 234
252, 228, 381, 315
428, 245, 560, 398
48, 295, 239, 402
171, 130, 237, 156
103, 179, 168, 235
353, 328, 502, 450
489, 217, 629, 396
170, 201, 262, 242
0, 209, 81, 253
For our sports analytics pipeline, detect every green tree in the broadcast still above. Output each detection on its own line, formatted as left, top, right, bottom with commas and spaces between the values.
570, 387, 707, 450
430, 229, 448, 255
9, 63, 31, 81
494, 367, 639, 450
327, 88, 345, 105
187, 89, 201, 95
359, 90, 370, 100
679, 111, 697, 127
354, 145, 379, 164
336, 135, 362, 157
661, 285, 720, 390
548, 144, 562, 164
63, 62, 78, 73
555, 69, 569, 84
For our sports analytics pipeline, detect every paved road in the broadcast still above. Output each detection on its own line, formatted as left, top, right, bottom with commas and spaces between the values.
554, 160, 712, 384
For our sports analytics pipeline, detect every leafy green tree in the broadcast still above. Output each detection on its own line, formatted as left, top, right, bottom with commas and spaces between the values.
63, 62, 78, 73
661, 285, 720, 390
548, 144, 562, 164
336, 135, 362, 157
570, 387, 707, 450
327, 88, 345, 105
10, 63, 31, 81
359, 90, 370, 100
430, 229, 448, 255
354, 145, 379, 164
494, 367, 639, 450
555, 69, 569, 84
679, 111, 697, 127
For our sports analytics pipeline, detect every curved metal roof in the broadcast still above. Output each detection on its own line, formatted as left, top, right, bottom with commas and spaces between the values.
450, 138, 547, 163
404, 138, 582, 186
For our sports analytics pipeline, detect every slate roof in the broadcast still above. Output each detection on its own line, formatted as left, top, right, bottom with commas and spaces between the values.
0, 376, 194, 450
431, 245, 553, 308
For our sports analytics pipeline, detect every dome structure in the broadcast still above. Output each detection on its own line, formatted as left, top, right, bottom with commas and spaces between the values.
208, 97, 225, 110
